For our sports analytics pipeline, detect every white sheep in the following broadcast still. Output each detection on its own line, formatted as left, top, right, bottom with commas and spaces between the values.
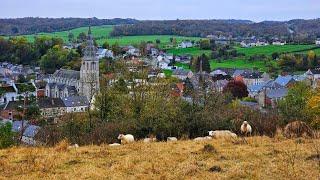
68, 144, 79, 149
143, 138, 157, 143
208, 130, 238, 139
167, 137, 178, 142
109, 143, 121, 147
241, 121, 252, 136
193, 136, 212, 141
118, 134, 135, 144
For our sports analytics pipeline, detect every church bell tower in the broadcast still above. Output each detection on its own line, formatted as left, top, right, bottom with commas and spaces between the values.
80, 27, 100, 101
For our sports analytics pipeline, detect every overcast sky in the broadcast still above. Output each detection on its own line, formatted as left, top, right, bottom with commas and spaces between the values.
1, 0, 320, 22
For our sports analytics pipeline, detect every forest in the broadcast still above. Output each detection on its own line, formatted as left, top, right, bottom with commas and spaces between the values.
110, 19, 320, 40
0, 17, 138, 36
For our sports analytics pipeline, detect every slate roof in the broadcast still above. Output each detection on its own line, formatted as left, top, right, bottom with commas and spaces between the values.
12, 120, 28, 132
210, 70, 227, 76
23, 125, 40, 138
62, 96, 89, 107
38, 98, 65, 109
266, 88, 288, 99
52, 69, 80, 80
35, 81, 47, 89
172, 69, 191, 76
275, 75, 295, 86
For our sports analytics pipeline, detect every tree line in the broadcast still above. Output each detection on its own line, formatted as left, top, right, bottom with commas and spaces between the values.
0, 17, 138, 36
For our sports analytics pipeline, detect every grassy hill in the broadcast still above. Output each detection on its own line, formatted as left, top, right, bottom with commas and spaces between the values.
11, 25, 201, 46
0, 137, 319, 179
236, 45, 317, 56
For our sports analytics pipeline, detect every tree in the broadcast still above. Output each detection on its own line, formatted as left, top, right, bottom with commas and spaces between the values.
0, 122, 15, 149
111, 42, 121, 56
193, 54, 211, 73
223, 80, 248, 99
40, 45, 68, 73
77, 32, 87, 43
278, 82, 311, 123
199, 39, 211, 50
102, 41, 110, 49
68, 32, 75, 43
272, 52, 279, 60
156, 39, 161, 44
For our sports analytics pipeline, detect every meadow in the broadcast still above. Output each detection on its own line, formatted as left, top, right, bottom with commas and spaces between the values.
13, 25, 201, 46
210, 58, 268, 71
0, 137, 319, 179
167, 47, 211, 56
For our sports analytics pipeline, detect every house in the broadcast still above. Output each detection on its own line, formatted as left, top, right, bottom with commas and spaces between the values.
0, 85, 18, 105
1, 101, 25, 120
12, 120, 40, 145
62, 96, 89, 113
96, 48, 114, 59
126, 46, 140, 56
258, 87, 288, 108
178, 41, 193, 48
38, 98, 66, 118
305, 68, 320, 88
315, 38, 320, 46
241, 71, 265, 86
157, 55, 171, 69
34, 81, 47, 98
272, 41, 286, 46
274, 75, 296, 87
172, 69, 194, 80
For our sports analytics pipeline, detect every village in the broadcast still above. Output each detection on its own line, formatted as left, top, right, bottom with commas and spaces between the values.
0, 27, 319, 145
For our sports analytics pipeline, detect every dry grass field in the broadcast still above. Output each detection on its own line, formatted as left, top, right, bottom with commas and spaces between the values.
0, 136, 319, 180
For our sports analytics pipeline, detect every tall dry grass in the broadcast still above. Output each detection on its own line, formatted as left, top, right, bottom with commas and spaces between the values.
0, 137, 319, 179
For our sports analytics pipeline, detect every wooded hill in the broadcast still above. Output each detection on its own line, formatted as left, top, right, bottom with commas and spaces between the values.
111, 19, 320, 39
0, 17, 138, 36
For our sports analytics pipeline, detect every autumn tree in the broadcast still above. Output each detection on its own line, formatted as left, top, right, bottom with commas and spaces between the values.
223, 80, 248, 99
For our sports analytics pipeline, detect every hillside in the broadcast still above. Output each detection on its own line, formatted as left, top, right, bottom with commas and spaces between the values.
111, 19, 320, 38
13, 25, 202, 46
0, 17, 138, 36
0, 137, 319, 179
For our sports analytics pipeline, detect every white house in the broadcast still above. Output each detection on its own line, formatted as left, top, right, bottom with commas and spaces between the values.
316, 39, 320, 46
178, 41, 193, 48
96, 48, 114, 59
272, 41, 286, 46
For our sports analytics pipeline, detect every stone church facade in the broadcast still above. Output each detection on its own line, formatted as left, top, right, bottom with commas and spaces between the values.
46, 27, 100, 101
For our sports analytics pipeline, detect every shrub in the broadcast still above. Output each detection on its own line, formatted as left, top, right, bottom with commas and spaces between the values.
0, 122, 15, 149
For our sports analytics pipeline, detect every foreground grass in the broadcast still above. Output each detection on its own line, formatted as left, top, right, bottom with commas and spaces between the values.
0, 137, 319, 179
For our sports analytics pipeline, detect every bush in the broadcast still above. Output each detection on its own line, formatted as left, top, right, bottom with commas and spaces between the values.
0, 122, 15, 149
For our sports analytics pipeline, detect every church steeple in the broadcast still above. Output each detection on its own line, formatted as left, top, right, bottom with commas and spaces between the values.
83, 27, 97, 60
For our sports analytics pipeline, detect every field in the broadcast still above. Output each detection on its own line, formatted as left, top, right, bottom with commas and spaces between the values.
0, 137, 319, 179
210, 58, 268, 71
12, 25, 201, 46
236, 45, 318, 56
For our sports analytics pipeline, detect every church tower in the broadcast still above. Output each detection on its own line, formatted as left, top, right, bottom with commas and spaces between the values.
80, 27, 100, 101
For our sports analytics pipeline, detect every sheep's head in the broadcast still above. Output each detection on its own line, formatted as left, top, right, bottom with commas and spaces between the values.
243, 121, 248, 125
118, 134, 124, 140
208, 131, 215, 136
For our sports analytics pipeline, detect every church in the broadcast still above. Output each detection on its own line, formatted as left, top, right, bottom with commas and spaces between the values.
45, 27, 100, 102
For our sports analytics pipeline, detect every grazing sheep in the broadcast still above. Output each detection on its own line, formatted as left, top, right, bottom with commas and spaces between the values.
241, 121, 252, 136
109, 143, 121, 147
167, 137, 178, 142
143, 138, 157, 143
118, 134, 135, 144
208, 130, 238, 139
284, 121, 314, 138
68, 144, 79, 149
194, 136, 213, 141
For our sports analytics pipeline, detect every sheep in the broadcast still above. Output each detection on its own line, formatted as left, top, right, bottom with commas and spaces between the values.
143, 138, 157, 143
68, 144, 79, 149
208, 130, 238, 139
193, 136, 212, 141
118, 134, 135, 144
241, 121, 252, 136
284, 121, 314, 138
167, 137, 178, 142
109, 143, 121, 147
